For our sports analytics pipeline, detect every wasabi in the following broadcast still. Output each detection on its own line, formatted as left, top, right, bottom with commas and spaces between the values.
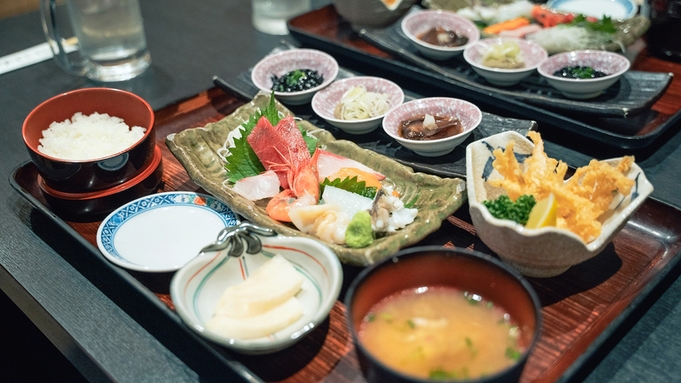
346, 211, 374, 248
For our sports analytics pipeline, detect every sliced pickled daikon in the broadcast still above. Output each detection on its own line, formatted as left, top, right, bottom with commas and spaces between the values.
206, 296, 303, 339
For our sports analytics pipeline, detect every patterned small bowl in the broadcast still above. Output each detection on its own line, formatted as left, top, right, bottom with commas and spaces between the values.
311, 76, 404, 134
251, 49, 339, 106
382, 97, 482, 157
464, 37, 548, 87
170, 234, 343, 354
537, 50, 630, 99
466, 131, 653, 277
401, 9, 480, 60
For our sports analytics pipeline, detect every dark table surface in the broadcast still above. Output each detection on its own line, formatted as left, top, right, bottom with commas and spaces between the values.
2, 0, 681, 382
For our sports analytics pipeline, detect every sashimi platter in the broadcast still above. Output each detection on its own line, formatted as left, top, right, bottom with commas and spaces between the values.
167, 91, 466, 266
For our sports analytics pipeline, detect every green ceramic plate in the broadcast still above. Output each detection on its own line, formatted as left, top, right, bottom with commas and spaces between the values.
166, 92, 466, 266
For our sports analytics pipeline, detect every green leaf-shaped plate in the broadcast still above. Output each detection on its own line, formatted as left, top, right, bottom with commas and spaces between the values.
166, 92, 466, 266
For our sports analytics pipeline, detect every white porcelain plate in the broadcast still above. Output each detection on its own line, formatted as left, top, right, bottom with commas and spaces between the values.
97, 191, 239, 272
547, 0, 638, 20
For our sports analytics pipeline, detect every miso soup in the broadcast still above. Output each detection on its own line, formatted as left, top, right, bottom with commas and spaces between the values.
358, 286, 524, 380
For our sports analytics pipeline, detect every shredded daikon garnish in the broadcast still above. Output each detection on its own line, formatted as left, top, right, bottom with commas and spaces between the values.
333, 85, 392, 121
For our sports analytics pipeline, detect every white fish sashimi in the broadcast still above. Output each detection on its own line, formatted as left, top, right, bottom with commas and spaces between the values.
232, 170, 281, 201
316, 149, 385, 182
321, 185, 373, 219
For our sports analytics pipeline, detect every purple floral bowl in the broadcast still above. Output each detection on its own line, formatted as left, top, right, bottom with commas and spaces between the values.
401, 9, 480, 61
251, 49, 339, 106
464, 37, 548, 87
311, 76, 404, 134
537, 50, 630, 99
382, 97, 482, 157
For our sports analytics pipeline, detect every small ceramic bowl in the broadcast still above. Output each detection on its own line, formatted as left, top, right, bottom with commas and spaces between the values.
333, 0, 418, 30
251, 49, 339, 106
466, 131, 653, 277
345, 246, 542, 383
311, 76, 404, 135
401, 9, 480, 60
464, 37, 548, 87
537, 50, 630, 99
22, 87, 157, 194
382, 97, 482, 157
170, 235, 343, 354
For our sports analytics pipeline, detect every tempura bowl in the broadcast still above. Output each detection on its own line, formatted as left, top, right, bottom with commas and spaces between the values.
466, 131, 653, 277
401, 9, 480, 60
345, 246, 542, 383
311, 76, 404, 135
382, 97, 482, 157
464, 37, 548, 87
22, 87, 157, 194
537, 50, 630, 99
251, 49, 339, 105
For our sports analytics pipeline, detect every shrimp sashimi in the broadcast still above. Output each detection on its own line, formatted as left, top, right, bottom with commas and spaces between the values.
265, 148, 321, 222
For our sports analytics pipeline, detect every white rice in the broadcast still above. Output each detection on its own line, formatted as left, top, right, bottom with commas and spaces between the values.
38, 112, 147, 161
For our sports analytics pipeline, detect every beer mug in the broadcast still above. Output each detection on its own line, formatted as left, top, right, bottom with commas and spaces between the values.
40, 0, 151, 82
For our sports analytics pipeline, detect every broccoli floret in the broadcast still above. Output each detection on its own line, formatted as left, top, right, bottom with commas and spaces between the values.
482, 194, 536, 225
346, 211, 374, 248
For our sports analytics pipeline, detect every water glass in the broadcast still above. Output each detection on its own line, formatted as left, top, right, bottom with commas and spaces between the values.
40, 0, 151, 82
251, 0, 312, 35
646, 0, 681, 61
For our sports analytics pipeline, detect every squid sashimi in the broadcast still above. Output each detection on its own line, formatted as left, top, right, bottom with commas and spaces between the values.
232, 170, 281, 201
316, 149, 385, 182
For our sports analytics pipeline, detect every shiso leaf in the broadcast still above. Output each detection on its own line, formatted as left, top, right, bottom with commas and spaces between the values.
224, 93, 317, 182
320, 176, 378, 199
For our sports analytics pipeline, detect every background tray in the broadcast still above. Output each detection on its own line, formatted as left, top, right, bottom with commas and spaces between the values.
288, 5, 681, 151
10, 87, 681, 382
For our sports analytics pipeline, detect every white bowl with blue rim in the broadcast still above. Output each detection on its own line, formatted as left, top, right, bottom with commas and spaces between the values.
96, 191, 238, 272
546, 0, 638, 20
169, 234, 343, 354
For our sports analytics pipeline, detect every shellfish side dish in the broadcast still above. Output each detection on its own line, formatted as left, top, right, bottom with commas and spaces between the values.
218, 94, 418, 248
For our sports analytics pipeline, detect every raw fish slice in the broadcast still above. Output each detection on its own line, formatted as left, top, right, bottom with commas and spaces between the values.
206, 296, 303, 340
247, 116, 291, 188
316, 149, 385, 183
232, 170, 281, 201
274, 116, 311, 171
322, 185, 373, 219
311, 210, 352, 245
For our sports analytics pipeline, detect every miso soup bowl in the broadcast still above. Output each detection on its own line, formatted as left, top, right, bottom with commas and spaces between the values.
345, 246, 542, 383
22, 87, 156, 194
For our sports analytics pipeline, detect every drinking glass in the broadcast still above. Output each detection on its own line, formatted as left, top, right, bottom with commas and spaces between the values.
251, 0, 312, 35
40, 0, 151, 82
646, 0, 681, 61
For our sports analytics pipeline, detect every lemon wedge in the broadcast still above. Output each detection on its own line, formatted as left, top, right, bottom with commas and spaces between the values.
525, 193, 557, 229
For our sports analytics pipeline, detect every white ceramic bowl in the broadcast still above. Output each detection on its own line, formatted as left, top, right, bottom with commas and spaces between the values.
311, 76, 404, 134
170, 235, 343, 354
382, 97, 482, 157
251, 49, 339, 105
537, 50, 630, 99
466, 131, 653, 278
401, 9, 480, 60
464, 37, 548, 87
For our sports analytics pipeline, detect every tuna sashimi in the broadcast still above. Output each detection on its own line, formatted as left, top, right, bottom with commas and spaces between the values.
232, 170, 281, 201
247, 116, 310, 189
274, 116, 311, 169
316, 149, 386, 183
